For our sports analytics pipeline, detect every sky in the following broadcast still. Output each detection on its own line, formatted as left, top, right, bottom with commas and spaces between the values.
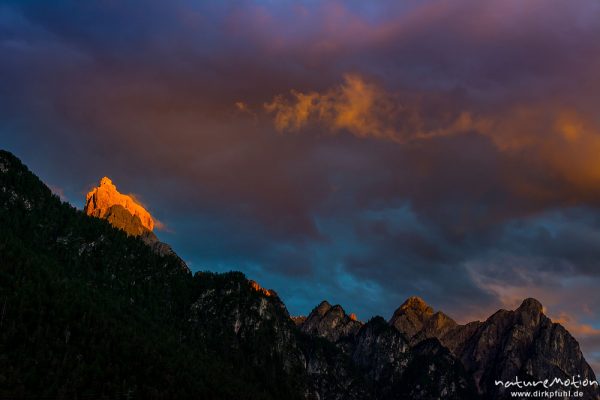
2, 0, 600, 371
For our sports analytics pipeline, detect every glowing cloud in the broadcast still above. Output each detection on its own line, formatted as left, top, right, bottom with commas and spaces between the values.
265, 74, 401, 140
265, 74, 486, 143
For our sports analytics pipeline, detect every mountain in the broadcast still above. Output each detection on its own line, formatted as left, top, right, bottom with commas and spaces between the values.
0, 150, 307, 398
85, 176, 154, 232
1, 149, 597, 399
298, 303, 479, 399
0, 150, 435, 399
299, 297, 599, 399
386, 297, 599, 399
459, 299, 597, 399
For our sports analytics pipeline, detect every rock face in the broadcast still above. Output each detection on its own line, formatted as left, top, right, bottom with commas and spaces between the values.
350, 317, 412, 398
291, 316, 307, 326
401, 338, 478, 400
389, 296, 458, 344
301, 301, 363, 342
85, 177, 154, 232
102, 203, 150, 237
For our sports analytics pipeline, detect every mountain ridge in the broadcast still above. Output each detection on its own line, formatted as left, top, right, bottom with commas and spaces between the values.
298, 296, 598, 399
1, 149, 597, 400
0, 149, 472, 399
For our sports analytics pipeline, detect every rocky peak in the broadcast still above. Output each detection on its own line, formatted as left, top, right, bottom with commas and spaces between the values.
387, 296, 598, 398
516, 297, 544, 326
300, 301, 362, 342
84, 176, 189, 273
454, 298, 598, 398
315, 300, 332, 316
390, 296, 452, 342
85, 176, 154, 232
400, 296, 434, 315
100, 176, 113, 187
518, 297, 543, 313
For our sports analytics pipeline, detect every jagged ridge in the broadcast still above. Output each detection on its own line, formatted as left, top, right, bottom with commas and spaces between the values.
298, 296, 598, 399
1, 149, 597, 400
0, 150, 446, 399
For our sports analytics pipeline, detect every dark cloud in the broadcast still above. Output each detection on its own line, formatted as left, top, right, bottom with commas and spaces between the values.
2, 0, 600, 370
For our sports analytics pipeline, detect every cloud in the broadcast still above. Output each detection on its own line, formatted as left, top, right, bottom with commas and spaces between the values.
264, 73, 600, 228
264, 74, 482, 143
265, 74, 401, 140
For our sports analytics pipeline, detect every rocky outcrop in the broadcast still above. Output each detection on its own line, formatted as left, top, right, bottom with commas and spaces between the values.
84, 176, 188, 271
85, 178, 156, 242
301, 301, 363, 342
85, 177, 154, 231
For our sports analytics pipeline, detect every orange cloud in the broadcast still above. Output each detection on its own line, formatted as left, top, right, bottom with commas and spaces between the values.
483, 106, 600, 203
265, 75, 600, 210
265, 74, 406, 141
554, 313, 600, 337
265, 74, 600, 150
264, 74, 490, 143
